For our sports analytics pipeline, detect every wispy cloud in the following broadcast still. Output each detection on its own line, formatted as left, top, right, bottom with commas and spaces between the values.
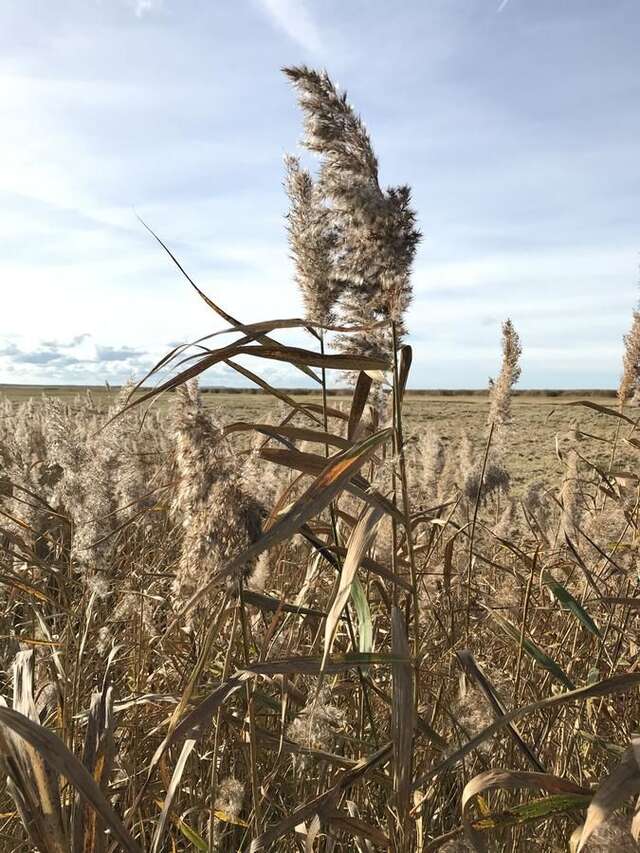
95, 345, 146, 362
129, 0, 164, 18
256, 0, 323, 54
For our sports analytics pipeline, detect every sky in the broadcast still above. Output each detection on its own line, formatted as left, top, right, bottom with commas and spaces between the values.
1, 0, 638, 389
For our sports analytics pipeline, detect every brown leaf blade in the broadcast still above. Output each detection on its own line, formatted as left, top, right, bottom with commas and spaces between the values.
463, 769, 590, 853
0, 706, 141, 853
391, 607, 414, 843
322, 505, 384, 667
577, 736, 640, 851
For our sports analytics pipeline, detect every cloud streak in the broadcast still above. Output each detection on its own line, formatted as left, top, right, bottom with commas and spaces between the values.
256, 0, 324, 54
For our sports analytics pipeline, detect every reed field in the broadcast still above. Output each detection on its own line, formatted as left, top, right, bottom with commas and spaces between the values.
2, 66, 640, 853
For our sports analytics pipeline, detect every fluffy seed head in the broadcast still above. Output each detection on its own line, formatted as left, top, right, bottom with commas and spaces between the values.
284, 154, 341, 326
487, 319, 522, 444
284, 64, 421, 338
619, 307, 640, 407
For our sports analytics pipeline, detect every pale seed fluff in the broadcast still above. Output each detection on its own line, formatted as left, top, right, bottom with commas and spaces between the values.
462, 459, 510, 504
571, 814, 638, 852
560, 449, 581, 541
439, 840, 473, 853
619, 306, 640, 408
492, 498, 518, 540
284, 63, 421, 373
451, 684, 494, 753
487, 318, 522, 446
286, 687, 345, 769
215, 776, 244, 818
522, 481, 553, 544
209, 776, 244, 849
170, 380, 265, 608
284, 154, 340, 326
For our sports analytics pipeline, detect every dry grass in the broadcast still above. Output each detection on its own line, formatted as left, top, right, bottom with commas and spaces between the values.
1, 374, 639, 852
1, 65, 640, 853
2, 385, 634, 493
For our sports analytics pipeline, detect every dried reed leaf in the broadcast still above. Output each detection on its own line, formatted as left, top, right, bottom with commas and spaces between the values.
462, 769, 590, 852
412, 670, 640, 792
71, 685, 116, 853
347, 372, 373, 441
150, 654, 401, 782
391, 606, 414, 840
323, 505, 384, 666
565, 399, 636, 426
0, 705, 141, 853
150, 737, 196, 853
259, 446, 403, 522
325, 809, 390, 848
577, 736, 640, 851
300, 526, 414, 592
456, 650, 545, 772
222, 358, 323, 424
0, 652, 66, 853
398, 345, 412, 402
223, 420, 350, 450
115, 343, 387, 425
242, 588, 327, 618
250, 742, 393, 851
137, 215, 320, 383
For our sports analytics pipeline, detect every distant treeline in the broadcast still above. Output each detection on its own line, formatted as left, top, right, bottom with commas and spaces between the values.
0, 384, 619, 398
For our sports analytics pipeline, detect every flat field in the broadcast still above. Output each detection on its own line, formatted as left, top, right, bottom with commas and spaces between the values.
1, 384, 632, 494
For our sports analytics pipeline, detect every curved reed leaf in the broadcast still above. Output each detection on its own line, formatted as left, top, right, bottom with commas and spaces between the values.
542, 570, 601, 638
462, 769, 590, 852
412, 670, 640, 793
490, 610, 575, 690
576, 736, 640, 851
323, 505, 384, 667
0, 707, 141, 853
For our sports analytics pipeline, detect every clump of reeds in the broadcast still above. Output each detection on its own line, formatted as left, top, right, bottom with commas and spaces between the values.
1, 64, 640, 853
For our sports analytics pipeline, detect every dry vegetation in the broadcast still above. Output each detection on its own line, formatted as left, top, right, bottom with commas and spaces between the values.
1, 66, 640, 853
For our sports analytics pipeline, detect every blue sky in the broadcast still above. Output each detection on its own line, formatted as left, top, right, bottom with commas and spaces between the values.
1, 0, 638, 388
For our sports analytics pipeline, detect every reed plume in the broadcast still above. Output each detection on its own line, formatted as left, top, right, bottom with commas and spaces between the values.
487, 318, 522, 444
560, 448, 581, 541
618, 306, 640, 407
284, 154, 340, 326
171, 380, 264, 605
284, 65, 421, 359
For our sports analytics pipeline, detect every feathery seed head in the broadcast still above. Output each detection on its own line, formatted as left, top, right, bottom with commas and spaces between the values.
284, 154, 341, 326
619, 308, 640, 406
487, 318, 522, 444
284, 64, 420, 340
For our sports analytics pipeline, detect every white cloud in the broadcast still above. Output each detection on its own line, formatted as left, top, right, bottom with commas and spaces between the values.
256, 0, 323, 54
130, 0, 163, 18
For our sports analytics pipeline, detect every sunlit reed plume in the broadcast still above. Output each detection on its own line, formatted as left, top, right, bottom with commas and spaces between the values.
284, 154, 340, 326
